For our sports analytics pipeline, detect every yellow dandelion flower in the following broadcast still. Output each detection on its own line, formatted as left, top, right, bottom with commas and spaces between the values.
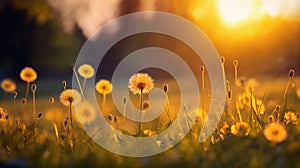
128, 73, 154, 95
284, 111, 298, 125
1, 78, 16, 93
59, 89, 82, 106
231, 122, 250, 137
95, 79, 113, 95
76, 102, 96, 124
264, 122, 288, 144
20, 67, 37, 83
78, 64, 95, 79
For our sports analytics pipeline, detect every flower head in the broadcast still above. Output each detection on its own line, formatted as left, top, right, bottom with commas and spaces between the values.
284, 111, 298, 125
95, 79, 113, 95
59, 89, 82, 106
20, 67, 37, 83
1, 78, 16, 93
78, 64, 95, 79
264, 122, 288, 144
128, 73, 154, 95
76, 102, 96, 124
231, 122, 250, 137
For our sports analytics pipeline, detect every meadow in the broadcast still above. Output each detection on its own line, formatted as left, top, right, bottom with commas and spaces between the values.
0, 58, 300, 167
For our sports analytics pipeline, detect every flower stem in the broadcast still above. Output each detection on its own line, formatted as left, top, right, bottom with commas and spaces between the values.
25, 82, 30, 100
139, 89, 143, 134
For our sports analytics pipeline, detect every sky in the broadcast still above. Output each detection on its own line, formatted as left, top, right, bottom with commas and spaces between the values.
0, 0, 299, 80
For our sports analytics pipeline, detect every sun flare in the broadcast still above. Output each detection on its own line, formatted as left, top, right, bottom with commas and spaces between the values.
218, 0, 253, 23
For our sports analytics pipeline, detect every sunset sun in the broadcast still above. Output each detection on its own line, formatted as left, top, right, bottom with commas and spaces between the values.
218, 0, 253, 23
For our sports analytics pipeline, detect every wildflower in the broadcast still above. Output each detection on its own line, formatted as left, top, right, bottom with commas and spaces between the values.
95, 79, 113, 105
59, 89, 82, 106
231, 122, 250, 137
128, 73, 154, 95
1, 78, 16, 93
284, 111, 298, 125
78, 64, 95, 79
20, 67, 37, 83
95, 79, 113, 95
76, 102, 96, 124
264, 122, 288, 144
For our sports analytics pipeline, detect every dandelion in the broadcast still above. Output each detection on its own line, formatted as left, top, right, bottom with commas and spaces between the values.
60, 89, 82, 136
95, 79, 113, 105
128, 73, 154, 134
264, 122, 288, 144
231, 122, 250, 137
78, 64, 95, 91
59, 89, 82, 107
1, 78, 16, 93
20, 67, 37, 99
128, 73, 154, 95
76, 102, 96, 124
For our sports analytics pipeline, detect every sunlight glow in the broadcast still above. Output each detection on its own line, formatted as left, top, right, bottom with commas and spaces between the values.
218, 0, 253, 23
262, 0, 282, 16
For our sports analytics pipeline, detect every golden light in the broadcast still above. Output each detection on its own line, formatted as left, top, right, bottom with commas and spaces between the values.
218, 0, 253, 23
262, 0, 281, 16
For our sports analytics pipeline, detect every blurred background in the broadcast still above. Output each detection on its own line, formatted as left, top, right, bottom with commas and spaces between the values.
0, 0, 299, 84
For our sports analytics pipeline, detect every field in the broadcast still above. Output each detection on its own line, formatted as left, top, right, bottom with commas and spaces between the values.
0, 62, 300, 168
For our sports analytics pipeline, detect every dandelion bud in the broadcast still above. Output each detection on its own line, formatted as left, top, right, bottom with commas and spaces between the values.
296, 113, 300, 119
31, 84, 37, 92
37, 112, 43, 120
268, 115, 274, 122
221, 56, 225, 64
227, 90, 232, 100
142, 100, 151, 111
63, 117, 68, 128
61, 134, 65, 140
123, 97, 127, 105
22, 98, 27, 105
107, 113, 113, 121
275, 105, 281, 112
49, 97, 55, 104
200, 65, 205, 72
288, 69, 295, 79
70, 63, 75, 70
233, 59, 238, 67
163, 84, 168, 93
62, 81, 67, 89
13, 91, 17, 99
